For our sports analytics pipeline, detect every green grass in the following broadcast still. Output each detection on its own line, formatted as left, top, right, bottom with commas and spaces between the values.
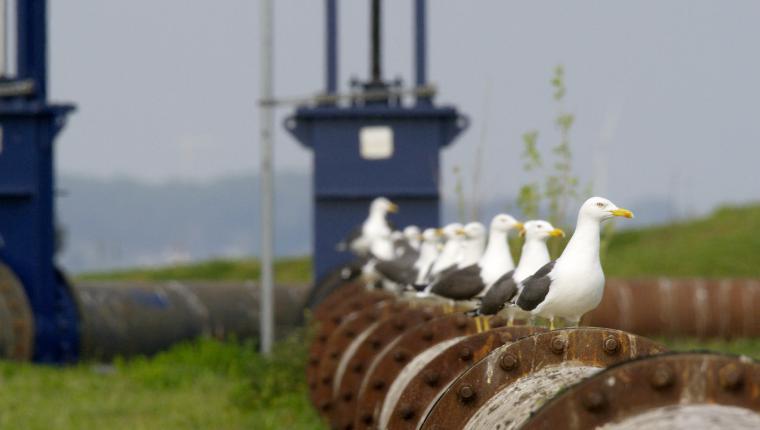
603, 205, 760, 277
0, 333, 325, 430
78, 256, 312, 285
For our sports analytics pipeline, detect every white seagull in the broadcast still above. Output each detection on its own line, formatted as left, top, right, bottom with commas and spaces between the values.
339, 197, 398, 256
516, 197, 633, 329
428, 223, 465, 278
479, 220, 564, 322
429, 216, 521, 301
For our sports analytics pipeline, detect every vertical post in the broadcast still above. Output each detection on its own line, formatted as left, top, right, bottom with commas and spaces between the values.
414, 0, 430, 104
325, 0, 338, 96
259, 0, 275, 356
0, 0, 6, 77
16, 0, 46, 100
370, 0, 381, 83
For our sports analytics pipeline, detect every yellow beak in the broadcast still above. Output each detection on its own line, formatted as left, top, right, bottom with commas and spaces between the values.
609, 208, 634, 219
549, 228, 566, 238
456, 228, 467, 237
435, 228, 445, 237
514, 222, 524, 232
388, 202, 399, 213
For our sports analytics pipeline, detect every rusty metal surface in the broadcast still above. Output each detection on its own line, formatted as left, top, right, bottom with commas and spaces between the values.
353, 313, 497, 429
0, 263, 34, 360
384, 325, 545, 430
311, 282, 365, 325
307, 289, 394, 407
328, 303, 448, 430
587, 278, 760, 338
523, 352, 760, 430
421, 327, 666, 430
313, 300, 410, 416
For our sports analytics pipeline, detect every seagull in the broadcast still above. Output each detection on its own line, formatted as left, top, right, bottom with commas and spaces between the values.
412, 228, 442, 285
429, 216, 520, 301
337, 197, 398, 256
373, 228, 422, 287
428, 223, 465, 278
516, 197, 634, 329
403, 225, 422, 251
479, 220, 564, 322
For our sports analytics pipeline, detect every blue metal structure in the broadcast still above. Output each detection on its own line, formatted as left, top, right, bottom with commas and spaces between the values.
0, 0, 79, 362
287, 0, 468, 281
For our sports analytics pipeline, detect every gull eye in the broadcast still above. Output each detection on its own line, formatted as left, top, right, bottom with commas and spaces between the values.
596, 202, 606, 208
536, 225, 542, 229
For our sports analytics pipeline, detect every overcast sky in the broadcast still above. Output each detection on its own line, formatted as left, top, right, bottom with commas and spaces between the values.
49, 1, 759, 216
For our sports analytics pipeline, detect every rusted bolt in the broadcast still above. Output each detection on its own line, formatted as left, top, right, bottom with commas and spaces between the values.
342, 391, 353, 402
350, 300, 362, 310
329, 350, 340, 360
309, 355, 319, 366
394, 350, 408, 363
421, 329, 434, 341
372, 379, 385, 391
399, 405, 415, 420
719, 364, 743, 391
320, 400, 332, 412
345, 329, 355, 338
459, 347, 473, 361
370, 337, 382, 350
499, 332, 514, 343
352, 362, 363, 374
423, 369, 440, 387
422, 310, 435, 321
332, 315, 342, 325
365, 311, 378, 322
393, 320, 407, 331
550, 337, 567, 354
603, 336, 619, 354
650, 365, 674, 390
458, 384, 476, 402
361, 413, 373, 425
318, 333, 328, 342
582, 390, 607, 412
500, 353, 519, 371
455, 315, 469, 330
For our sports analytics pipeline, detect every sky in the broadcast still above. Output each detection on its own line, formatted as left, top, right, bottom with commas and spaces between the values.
49, 1, 760, 217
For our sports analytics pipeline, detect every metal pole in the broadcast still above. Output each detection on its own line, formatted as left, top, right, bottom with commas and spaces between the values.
259, 0, 275, 355
370, 0, 381, 83
414, 0, 430, 104
325, 0, 338, 95
0, 0, 6, 77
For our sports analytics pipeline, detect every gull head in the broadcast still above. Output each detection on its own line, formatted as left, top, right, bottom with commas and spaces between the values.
463, 222, 486, 240
370, 197, 399, 214
489, 213, 522, 234
403, 225, 421, 241
521, 220, 565, 241
580, 197, 634, 222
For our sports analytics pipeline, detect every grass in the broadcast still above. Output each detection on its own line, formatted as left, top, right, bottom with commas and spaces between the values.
0, 333, 325, 430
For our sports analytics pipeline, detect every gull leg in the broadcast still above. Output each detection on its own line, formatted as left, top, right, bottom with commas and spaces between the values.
507, 315, 514, 327
549, 317, 556, 331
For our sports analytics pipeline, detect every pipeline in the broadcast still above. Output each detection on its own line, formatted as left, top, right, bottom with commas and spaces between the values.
306, 264, 760, 429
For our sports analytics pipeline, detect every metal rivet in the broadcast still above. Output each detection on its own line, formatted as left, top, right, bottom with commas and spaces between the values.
350, 300, 362, 310
373, 379, 385, 391
393, 320, 406, 331
320, 400, 332, 412
394, 350, 408, 363
582, 391, 606, 412
330, 350, 340, 360
458, 384, 476, 402
321, 375, 331, 385
421, 329, 434, 341
603, 336, 619, 354
309, 355, 319, 366
352, 362, 363, 374
719, 364, 743, 391
332, 315, 342, 325
399, 405, 415, 420
319, 333, 328, 342
370, 338, 382, 350
500, 353, 519, 371
455, 315, 469, 330
550, 337, 567, 354
342, 391, 352, 402
345, 329, 355, 338
423, 369, 440, 387
361, 413, 373, 425
650, 365, 674, 390
422, 310, 435, 321
459, 347, 473, 361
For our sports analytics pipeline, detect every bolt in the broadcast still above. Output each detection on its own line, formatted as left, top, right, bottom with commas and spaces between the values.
370, 338, 382, 350
342, 391, 353, 402
500, 353, 519, 371
319, 333, 328, 343
373, 379, 385, 391
719, 364, 743, 391
550, 337, 567, 354
309, 355, 319, 366
399, 405, 415, 420
603, 336, 619, 354
350, 300, 362, 310
320, 400, 332, 412
321, 375, 332, 386
455, 315, 469, 330
345, 329, 356, 338
458, 384, 476, 402
422, 310, 435, 321
394, 350, 408, 363
650, 365, 674, 390
330, 350, 340, 360
361, 413, 373, 425
421, 329, 434, 341
393, 320, 407, 331
423, 369, 440, 387
332, 315, 342, 325
582, 391, 607, 412
352, 362, 363, 374
459, 347, 473, 361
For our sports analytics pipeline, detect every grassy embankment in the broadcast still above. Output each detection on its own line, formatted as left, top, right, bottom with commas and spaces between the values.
1, 205, 758, 429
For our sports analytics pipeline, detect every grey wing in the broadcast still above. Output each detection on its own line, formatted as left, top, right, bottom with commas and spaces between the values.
375, 260, 417, 285
479, 270, 517, 315
430, 265, 485, 300
516, 261, 556, 311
